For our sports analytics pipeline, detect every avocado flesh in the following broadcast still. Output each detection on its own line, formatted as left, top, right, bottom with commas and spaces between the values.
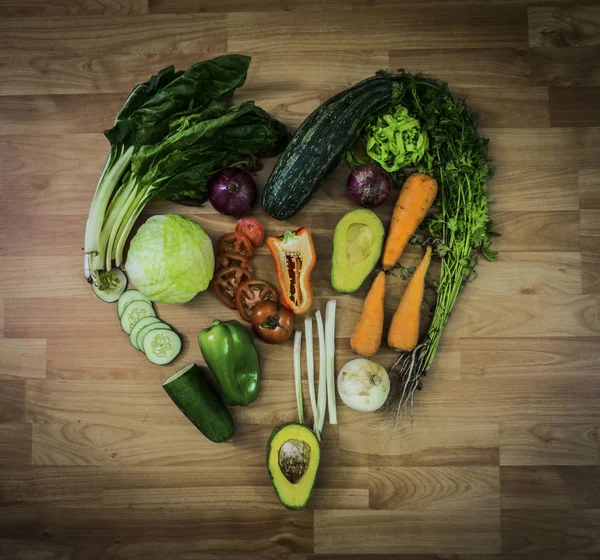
331, 209, 385, 293
267, 423, 320, 510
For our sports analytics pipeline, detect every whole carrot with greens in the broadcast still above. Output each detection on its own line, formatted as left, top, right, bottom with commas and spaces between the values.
351, 271, 386, 357
382, 173, 437, 271
388, 246, 432, 352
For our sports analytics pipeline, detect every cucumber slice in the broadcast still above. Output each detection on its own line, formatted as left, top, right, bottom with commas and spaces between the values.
143, 329, 181, 365
137, 322, 171, 352
120, 300, 155, 335
117, 290, 150, 319
163, 364, 234, 443
92, 269, 127, 303
129, 316, 161, 351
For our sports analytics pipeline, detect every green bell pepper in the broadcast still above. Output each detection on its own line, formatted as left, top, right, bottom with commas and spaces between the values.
198, 319, 260, 406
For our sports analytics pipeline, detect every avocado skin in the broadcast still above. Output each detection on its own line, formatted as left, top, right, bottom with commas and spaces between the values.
266, 422, 320, 510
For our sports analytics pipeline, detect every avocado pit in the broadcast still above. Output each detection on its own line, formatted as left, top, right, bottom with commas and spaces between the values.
278, 439, 311, 484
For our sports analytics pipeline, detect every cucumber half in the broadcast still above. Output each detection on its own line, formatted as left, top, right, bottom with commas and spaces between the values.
129, 316, 161, 351
92, 269, 127, 303
120, 300, 155, 335
117, 290, 151, 319
143, 329, 181, 365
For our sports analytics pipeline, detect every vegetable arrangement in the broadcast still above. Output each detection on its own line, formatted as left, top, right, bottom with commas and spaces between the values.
84, 56, 497, 512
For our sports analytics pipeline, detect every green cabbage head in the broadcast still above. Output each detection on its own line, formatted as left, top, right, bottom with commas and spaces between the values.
126, 214, 214, 304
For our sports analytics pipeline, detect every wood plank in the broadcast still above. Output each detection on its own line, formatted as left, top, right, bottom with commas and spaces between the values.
314, 509, 501, 554
449, 294, 600, 338
228, 7, 528, 54
0, 424, 32, 466
0, 216, 88, 257
582, 208, 600, 293
492, 167, 578, 212
0, 466, 103, 507
550, 86, 600, 127
0, 380, 26, 423
471, 253, 581, 296
31, 421, 340, 467
0, 175, 97, 216
368, 466, 499, 511
501, 466, 600, 509
0, 507, 313, 552
460, 338, 600, 379
529, 5, 600, 48
580, 168, 600, 209
492, 210, 579, 252
0, 0, 147, 17
582, 249, 600, 294
0, 14, 227, 57
0, 339, 46, 379
0, 134, 106, 176
500, 421, 600, 466
0, 56, 93, 96
149, 0, 352, 12
453, 87, 549, 128
338, 416, 499, 467
390, 47, 600, 88
0, 257, 89, 299
0, 94, 125, 135
486, 127, 600, 168
502, 509, 600, 554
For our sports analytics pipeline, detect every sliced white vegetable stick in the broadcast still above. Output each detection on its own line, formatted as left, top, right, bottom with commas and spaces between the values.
326, 299, 337, 425
305, 318, 319, 432
293, 330, 304, 425
315, 310, 327, 437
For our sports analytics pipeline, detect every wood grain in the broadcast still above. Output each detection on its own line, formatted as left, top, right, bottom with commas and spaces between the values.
1, 2, 599, 557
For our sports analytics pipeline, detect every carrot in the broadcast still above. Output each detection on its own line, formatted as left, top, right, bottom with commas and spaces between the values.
388, 245, 432, 352
350, 271, 386, 357
382, 173, 438, 271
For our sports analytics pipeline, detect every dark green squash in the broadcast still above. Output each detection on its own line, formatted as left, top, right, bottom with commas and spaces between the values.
262, 75, 394, 220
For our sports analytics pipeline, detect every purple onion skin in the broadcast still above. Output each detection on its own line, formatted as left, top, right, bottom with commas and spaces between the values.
208, 168, 257, 217
347, 164, 391, 208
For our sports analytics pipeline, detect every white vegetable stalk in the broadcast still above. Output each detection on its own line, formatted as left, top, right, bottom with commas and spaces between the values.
293, 330, 304, 424
304, 318, 319, 432
325, 299, 337, 425
315, 310, 327, 438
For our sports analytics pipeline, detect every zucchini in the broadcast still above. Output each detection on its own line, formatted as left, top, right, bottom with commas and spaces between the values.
262, 76, 394, 220
163, 364, 234, 443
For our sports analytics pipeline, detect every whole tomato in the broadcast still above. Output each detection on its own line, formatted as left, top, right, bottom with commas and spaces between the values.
236, 217, 265, 247
250, 301, 295, 344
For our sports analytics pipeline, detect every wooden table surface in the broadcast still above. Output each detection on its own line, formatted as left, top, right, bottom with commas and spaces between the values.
1, 1, 600, 558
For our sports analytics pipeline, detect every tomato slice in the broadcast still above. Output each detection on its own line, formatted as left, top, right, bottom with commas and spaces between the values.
234, 279, 279, 322
212, 265, 253, 310
215, 251, 253, 276
217, 232, 254, 258
236, 218, 265, 248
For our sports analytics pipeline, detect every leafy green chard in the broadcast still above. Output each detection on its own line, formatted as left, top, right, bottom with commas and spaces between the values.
84, 55, 288, 287
349, 71, 497, 417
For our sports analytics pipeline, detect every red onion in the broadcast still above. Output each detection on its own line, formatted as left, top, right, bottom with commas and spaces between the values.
347, 164, 391, 208
208, 168, 257, 217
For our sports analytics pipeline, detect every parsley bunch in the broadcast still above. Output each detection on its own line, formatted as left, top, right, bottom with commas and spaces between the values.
374, 71, 497, 417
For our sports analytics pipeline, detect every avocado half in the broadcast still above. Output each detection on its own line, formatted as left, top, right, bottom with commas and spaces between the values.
266, 422, 320, 510
331, 209, 385, 293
